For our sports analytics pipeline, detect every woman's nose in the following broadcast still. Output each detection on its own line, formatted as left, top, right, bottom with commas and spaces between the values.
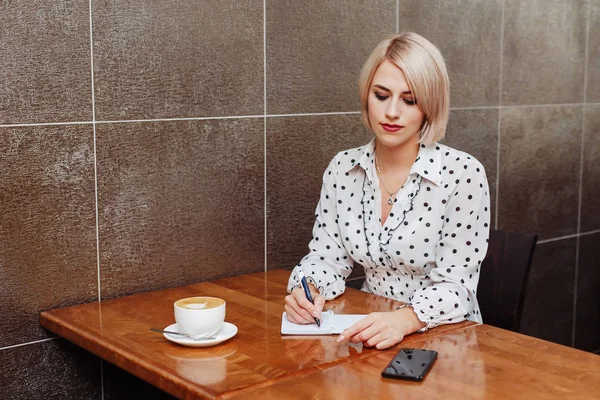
385, 100, 400, 120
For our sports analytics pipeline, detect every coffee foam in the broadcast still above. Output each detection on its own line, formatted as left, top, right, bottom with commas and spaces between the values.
186, 303, 208, 309
176, 297, 224, 310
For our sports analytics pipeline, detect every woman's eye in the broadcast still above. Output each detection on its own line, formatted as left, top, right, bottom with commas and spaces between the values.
403, 98, 416, 105
374, 93, 388, 101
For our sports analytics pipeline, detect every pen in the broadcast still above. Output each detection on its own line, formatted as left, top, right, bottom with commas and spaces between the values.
297, 269, 321, 327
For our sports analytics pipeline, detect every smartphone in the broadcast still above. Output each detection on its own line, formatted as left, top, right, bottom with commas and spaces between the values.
381, 348, 438, 382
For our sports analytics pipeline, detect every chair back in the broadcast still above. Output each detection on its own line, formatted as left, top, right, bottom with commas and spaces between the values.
478, 229, 538, 332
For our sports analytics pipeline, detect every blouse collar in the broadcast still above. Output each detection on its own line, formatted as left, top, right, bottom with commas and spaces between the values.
343, 138, 443, 187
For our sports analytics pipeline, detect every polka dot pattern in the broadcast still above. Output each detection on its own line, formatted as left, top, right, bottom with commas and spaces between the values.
287, 139, 491, 329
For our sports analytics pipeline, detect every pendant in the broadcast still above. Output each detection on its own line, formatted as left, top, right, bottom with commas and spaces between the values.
388, 197, 394, 205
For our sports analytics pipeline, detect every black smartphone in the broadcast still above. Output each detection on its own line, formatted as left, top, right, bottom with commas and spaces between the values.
381, 348, 438, 382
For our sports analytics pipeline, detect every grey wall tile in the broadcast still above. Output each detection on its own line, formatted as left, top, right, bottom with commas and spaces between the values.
587, 0, 600, 102
0, 125, 98, 347
498, 106, 581, 239
266, 0, 395, 114
398, 0, 503, 107
103, 361, 175, 400
92, 0, 263, 120
97, 119, 264, 299
520, 238, 576, 347
266, 114, 371, 270
0, 1, 92, 124
502, 0, 587, 105
0, 340, 101, 400
581, 104, 600, 232
441, 109, 498, 224
575, 233, 600, 353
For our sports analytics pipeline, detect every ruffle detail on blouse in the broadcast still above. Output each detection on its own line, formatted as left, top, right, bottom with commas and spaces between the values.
360, 174, 422, 268
381, 175, 422, 246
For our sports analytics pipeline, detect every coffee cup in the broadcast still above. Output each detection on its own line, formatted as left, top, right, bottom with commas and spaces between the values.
174, 297, 226, 338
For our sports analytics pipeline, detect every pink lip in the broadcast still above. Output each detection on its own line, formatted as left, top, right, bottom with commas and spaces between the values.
381, 123, 404, 132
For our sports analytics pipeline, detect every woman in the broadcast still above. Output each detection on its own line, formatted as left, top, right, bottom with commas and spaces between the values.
285, 32, 491, 350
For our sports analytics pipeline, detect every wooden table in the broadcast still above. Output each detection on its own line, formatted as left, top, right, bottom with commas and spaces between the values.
234, 323, 600, 400
40, 270, 600, 399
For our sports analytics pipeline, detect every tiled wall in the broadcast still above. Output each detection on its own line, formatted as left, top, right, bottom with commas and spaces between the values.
0, 0, 597, 398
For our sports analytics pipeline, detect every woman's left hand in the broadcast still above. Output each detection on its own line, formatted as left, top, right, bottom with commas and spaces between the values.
337, 307, 426, 350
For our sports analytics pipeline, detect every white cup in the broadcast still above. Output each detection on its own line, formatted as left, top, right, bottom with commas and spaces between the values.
174, 297, 226, 338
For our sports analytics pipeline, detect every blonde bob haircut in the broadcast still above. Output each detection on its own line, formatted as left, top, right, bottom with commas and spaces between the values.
359, 32, 450, 145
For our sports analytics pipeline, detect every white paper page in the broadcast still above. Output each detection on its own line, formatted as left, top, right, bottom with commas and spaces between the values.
329, 314, 368, 333
281, 311, 367, 335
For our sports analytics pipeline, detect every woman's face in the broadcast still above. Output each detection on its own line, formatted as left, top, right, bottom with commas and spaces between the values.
367, 59, 425, 150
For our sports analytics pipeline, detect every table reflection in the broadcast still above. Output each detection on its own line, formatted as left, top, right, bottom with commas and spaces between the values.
420, 327, 485, 388
165, 342, 239, 385
281, 335, 363, 367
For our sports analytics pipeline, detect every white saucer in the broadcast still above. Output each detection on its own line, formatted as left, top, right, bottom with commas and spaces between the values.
163, 323, 238, 348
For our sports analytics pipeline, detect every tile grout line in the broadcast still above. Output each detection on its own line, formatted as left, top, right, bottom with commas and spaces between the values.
262, 0, 268, 272
536, 229, 600, 244
266, 111, 361, 118
96, 114, 264, 124
451, 105, 499, 110
4, 104, 600, 128
572, 0, 592, 348
0, 337, 59, 351
581, 228, 600, 236
88, 0, 104, 397
89, 0, 100, 308
498, 102, 588, 109
0, 121, 94, 127
495, 0, 505, 230
537, 236, 577, 244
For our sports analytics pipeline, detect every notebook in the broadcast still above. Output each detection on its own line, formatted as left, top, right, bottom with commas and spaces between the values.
281, 310, 367, 335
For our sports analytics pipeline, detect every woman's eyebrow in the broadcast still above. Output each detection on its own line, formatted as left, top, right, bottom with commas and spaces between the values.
373, 84, 412, 95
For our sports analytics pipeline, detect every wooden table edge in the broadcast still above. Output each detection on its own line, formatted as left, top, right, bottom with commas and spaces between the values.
40, 310, 219, 400
37, 270, 480, 399
40, 309, 383, 400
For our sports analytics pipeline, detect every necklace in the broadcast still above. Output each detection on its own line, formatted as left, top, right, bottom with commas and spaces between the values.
374, 154, 402, 205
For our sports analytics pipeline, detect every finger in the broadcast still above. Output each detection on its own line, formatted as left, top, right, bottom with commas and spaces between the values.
285, 304, 312, 324
284, 296, 313, 324
284, 294, 295, 307
375, 337, 401, 350
313, 294, 326, 318
337, 316, 374, 342
349, 324, 382, 345
289, 291, 320, 322
290, 304, 315, 325
362, 330, 387, 347
284, 304, 303, 324
292, 289, 320, 319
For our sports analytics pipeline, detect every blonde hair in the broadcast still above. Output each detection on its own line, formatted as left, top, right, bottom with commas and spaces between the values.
359, 32, 450, 145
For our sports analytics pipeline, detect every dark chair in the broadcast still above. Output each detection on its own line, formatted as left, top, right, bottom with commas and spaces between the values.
477, 229, 538, 332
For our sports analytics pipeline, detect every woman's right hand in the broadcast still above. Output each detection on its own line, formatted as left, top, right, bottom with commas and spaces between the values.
284, 284, 326, 324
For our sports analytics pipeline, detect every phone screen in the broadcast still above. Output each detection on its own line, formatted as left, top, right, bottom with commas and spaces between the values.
381, 348, 438, 381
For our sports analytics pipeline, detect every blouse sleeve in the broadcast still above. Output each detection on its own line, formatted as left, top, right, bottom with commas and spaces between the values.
410, 159, 491, 329
287, 156, 354, 299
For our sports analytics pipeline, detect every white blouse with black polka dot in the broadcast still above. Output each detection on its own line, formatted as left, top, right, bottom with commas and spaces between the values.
288, 138, 491, 330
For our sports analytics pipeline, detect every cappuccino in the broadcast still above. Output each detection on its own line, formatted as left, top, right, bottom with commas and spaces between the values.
174, 297, 226, 338
175, 297, 224, 310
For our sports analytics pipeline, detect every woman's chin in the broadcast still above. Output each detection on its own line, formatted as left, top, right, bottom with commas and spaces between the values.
374, 132, 416, 149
